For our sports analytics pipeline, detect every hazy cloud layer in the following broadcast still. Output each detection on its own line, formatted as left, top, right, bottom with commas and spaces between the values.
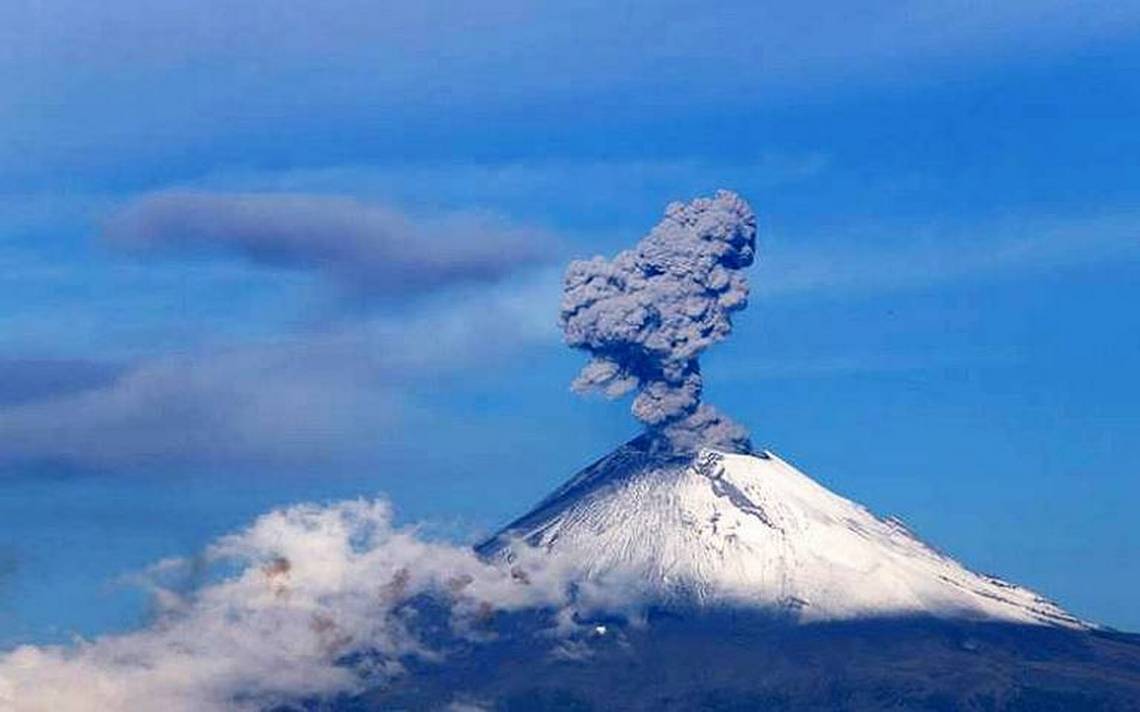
103, 191, 552, 297
0, 346, 395, 472
0, 275, 558, 472
561, 191, 756, 450
5, 2, 1139, 180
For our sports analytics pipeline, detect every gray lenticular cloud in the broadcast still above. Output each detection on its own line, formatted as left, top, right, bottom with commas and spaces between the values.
560, 190, 757, 451
103, 191, 550, 298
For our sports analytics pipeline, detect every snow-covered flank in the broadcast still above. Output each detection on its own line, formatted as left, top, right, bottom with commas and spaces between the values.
479, 441, 1084, 628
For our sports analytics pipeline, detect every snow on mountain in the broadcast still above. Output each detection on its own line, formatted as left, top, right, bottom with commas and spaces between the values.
478, 436, 1085, 628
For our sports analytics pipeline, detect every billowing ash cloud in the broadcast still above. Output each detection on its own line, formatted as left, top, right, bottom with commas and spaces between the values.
560, 190, 756, 451
103, 191, 551, 297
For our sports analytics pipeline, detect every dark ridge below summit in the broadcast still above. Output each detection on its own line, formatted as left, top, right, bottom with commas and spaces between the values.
328, 611, 1140, 711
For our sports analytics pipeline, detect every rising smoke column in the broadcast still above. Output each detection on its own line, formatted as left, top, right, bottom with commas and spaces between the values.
560, 190, 757, 452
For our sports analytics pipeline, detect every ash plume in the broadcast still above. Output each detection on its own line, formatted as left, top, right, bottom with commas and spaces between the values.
560, 190, 757, 452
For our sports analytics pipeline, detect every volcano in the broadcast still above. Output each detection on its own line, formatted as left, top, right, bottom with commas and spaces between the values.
332, 189, 1140, 709
477, 437, 1082, 628
346, 439, 1140, 711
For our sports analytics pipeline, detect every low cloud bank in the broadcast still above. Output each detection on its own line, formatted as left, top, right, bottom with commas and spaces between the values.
0, 498, 632, 712
103, 191, 553, 298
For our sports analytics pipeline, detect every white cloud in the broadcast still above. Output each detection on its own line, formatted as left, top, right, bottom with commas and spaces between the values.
0, 498, 562, 711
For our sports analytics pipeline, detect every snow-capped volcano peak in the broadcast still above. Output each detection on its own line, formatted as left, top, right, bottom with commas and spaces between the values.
478, 437, 1084, 628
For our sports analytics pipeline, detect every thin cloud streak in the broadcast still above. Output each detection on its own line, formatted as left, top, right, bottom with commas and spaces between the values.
758, 211, 1140, 299
0, 359, 125, 407
711, 350, 1021, 384
198, 153, 831, 221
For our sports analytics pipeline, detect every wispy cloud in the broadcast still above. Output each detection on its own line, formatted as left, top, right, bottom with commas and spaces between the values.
102, 191, 554, 298
758, 211, 1140, 298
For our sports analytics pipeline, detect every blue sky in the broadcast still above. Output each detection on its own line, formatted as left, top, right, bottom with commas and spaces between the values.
1, 1, 1138, 644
